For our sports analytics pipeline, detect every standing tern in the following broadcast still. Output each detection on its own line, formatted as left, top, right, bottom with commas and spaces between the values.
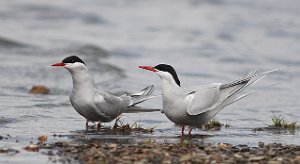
52, 55, 155, 128
139, 64, 277, 139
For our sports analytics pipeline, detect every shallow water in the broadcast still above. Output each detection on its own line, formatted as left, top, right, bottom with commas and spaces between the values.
0, 0, 300, 163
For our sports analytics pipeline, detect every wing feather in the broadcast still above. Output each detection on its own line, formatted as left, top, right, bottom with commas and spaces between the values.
186, 69, 278, 116
186, 83, 222, 115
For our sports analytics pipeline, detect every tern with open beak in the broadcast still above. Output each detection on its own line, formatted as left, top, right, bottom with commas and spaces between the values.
139, 64, 277, 140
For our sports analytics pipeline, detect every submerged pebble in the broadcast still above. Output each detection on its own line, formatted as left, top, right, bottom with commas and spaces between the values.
24, 144, 39, 152
29, 85, 50, 94
0, 147, 20, 155
38, 135, 48, 144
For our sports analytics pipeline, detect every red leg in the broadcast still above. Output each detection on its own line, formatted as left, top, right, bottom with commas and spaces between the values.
188, 128, 193, 136
181, 126, 185, 142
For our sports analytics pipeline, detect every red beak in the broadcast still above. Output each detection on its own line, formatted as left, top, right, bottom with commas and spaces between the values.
138, 66, 158, 72
51, 62, 65, 67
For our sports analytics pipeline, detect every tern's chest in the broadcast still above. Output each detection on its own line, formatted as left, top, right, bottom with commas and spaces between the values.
70, 90, 93, 104
69, 91, 96, 114
162, 86, 186, 108
162, 93, 188, 121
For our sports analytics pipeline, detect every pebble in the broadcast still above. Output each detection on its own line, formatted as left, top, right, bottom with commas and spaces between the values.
24, 144, 39, 152
218, 143, 232, 149
38, 135, 48, 143
249, 156, 266, 162
258, 142, 264, 148
179, 153, 193, 162
29, 85, 49, 94
0, 147, 20, 155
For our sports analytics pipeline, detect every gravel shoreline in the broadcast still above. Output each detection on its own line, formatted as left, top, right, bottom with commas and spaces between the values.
38, 141, 300, 163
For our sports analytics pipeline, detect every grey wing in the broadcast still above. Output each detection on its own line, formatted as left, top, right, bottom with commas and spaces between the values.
94, 92, 124, 120
187, 69, 278, 116
186, 83, 223, 116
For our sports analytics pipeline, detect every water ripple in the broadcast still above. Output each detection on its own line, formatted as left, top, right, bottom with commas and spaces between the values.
0, 36, 28, 48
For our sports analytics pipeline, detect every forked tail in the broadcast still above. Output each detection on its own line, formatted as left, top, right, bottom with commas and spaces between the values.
220, 69, 279, 107
129, 85, 156, 106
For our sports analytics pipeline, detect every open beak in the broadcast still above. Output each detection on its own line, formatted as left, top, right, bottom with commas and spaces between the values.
138, 66, 158, 72
51, 62, 65, 67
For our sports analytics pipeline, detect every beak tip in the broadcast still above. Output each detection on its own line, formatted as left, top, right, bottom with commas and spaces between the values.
138, 66, 157, 72
51, 62, 65, 67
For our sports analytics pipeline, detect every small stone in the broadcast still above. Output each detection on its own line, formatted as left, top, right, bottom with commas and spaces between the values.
276, 157, 283, 161
54, 142, 64, 147
152, 149, 161, 154
240, 147, 250, 152
0, 147, 20, 155
108, 143, 117, 149
38, 135, 48, 143
204, 147, 214, 153
268, 149, 277, 157
29, 85, 49, 94
258, 142, 264, 148
218, 143, 232, 149
234, 154, 243, 159
180, 153, 193, 162
254, 128, 263, 131
24, 144, 39, 152
249, 156, 266, 162
267, 160, 280, 164
0, 147, 9, 153
210, 154, 223, 162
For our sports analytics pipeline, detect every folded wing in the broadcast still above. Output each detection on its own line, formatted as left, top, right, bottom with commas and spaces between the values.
186, 83, 223, 115
186, 69, 278, 116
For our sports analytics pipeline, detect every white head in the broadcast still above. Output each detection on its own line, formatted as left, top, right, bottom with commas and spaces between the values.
139, 64, 181, 87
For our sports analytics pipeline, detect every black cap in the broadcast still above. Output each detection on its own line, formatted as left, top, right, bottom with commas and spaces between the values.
154, 64, 180, 86
62, 56, 85, 65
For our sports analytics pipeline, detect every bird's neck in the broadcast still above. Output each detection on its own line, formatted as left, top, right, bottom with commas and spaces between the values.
68, 68, 96, 94
161, 78, 182, 99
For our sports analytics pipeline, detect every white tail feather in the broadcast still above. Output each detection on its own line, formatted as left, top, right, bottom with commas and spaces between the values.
221, 69, 279, 100
223, 83, 279, 107
129, 85, 156, 106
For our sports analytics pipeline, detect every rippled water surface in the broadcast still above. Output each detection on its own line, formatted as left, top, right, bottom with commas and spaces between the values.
0, 0, 300, 163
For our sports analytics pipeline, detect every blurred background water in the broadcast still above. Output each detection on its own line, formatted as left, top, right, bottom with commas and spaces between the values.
0, 0, 299, 162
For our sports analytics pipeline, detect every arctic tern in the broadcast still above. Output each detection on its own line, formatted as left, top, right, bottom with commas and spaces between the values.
52, 55, 156, 128
139, 64, 277, 139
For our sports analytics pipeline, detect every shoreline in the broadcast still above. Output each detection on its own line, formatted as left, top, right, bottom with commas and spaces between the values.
1, 124, 299, 163
40, 140, 300, 163
2, 136, 299, 163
